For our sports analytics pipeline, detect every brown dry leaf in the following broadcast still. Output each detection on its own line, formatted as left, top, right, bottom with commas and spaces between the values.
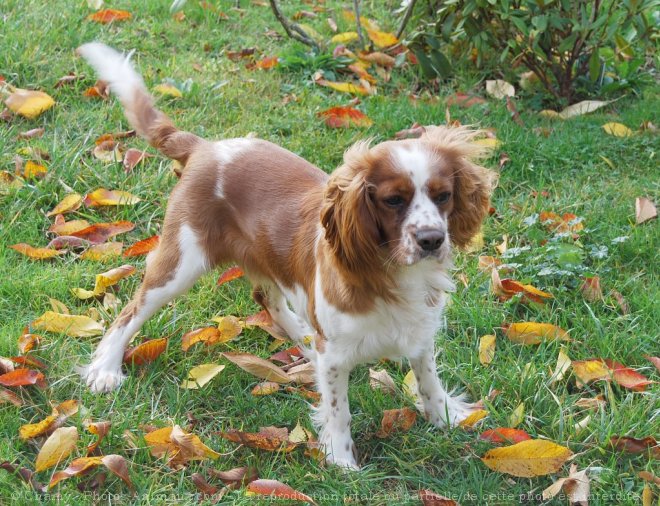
377, 407, 417, 438
84, 420, 111, 455
647, 356, 660, 373
580, 276, 603, 302
83, 80, 109, 99
0, 387, 23, 406
20, 400, 79, 440
47, 236, 92, 250
32, 311, 103, 337
252, 381, 280, 396
35, 426, 78, 472
123, 338, 168, 366
217, 265, 244, 286
480, 428, 532, 445
209, 466, 259, 489
219, 426, 297, 453
481, 439, 573, 477
80, 242, 123, 261
635, 197, 657, 224
122, 148, 152, 172
87, 9, 132, 23
190, 473, 221, 498
70, 220, 134, 244
639, 471, 660, 486
144, 425, 219, 468
506, 97, 524, 126
369, 368, 396, 394
244, 310, 287, 341
419, 489, 459, 505
123, 235, 159, 257
10, 243, 65, 260
610, 436, 659, 458
4, 88, 55, 119
446, 93, 486, 108
479, 334, 496, 366
181, 363, 225, 389
223, 352, 291, 383
574, 395, 606, 409
286, 362, 315, 385
17, 127, 45, 139
246, 478, 316, 504
542, 463, 590, 503
610, 290, 630, 314
49, 455, 132, 489
84, 188, 141, 207
478, 256, 501, 272
504, 322, 569, 345
46, 193, 83, 216
358, 51, 396, 68
0, 368, 46, 388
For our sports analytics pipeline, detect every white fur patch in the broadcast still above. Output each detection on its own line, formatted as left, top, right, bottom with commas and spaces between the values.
213, 138, 254, 198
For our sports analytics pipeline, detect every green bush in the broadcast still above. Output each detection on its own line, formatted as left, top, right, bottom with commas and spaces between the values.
406, 0, 659, 103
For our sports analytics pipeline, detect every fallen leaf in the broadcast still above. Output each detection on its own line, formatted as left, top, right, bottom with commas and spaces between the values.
122, 148, 152, 172
18, 127, 45, 139
574, 395, 606, 409
331, 32, 359, 44
642, 484, 654, 506
48, 216, 91, 236
47, 236, 92, 250
182, 327, 221, 352
46, 193, 83, 216
572, 359, 653, 391
446, 93, 486, 108
153, 83, 182, 98
504, 322, 569, 345
610, 289, 630, 314
244, 310, 287, 341
572, 359, 611, 386
459, 409, 489, 428
473, 138, 501, 149
123, 338, 168, 366
479, 334, 496, 366
4, 88, 55, 119
368, 368, 396, 394
223, 352, 291, 383
70, 221, 134, 243
49, 455, 132, 489
219, 426, 297, 452
606, 360, 653, 391
549, 349, 571, 384
506, 97, 524, 126
639, 471, 660, 486
0, 170, 25, 190
376, 407, 417, 438
32, 311, 103, 337
367, 29, 398, 48
123, 235, 159, 257
286, 362, 315, 385
17, 329, 41, 354
635, 197, 657, 224
542, 464, 590, 503
83, 80, 109, 99
92, 140, 123, 162
559, 100, 610, 119
209, 466, 259, 489
20, 400, 79, 440
481, 439, 573, 477
0, 387, 23, 406
602, 122, 633, 137
246, 479, 316, 504
35, 427, 78, 472
315, 78, 368, 95
252, 381, 281, 396
87, 9, 132, 23
480, 428, 532, 444
0, 368, 46, 388
492, 271, 553, 304
84, 188, 141, 207
80, 242, 123, 261
486, 80, 515, 99
508, 403, 525, 428
478, 256, 501, 272
419, 489, 458, 506
609, 436, 659, 458
250, 56, 279, 70
358, 51, 396, 68
84, 420, 111, 455
647, 356, 660, 373
342, 9, 380, 31
318, 106, 373, 128
144, 425, 219, 468
10, 243, 65, 260
216, 265, 244, 286
22, 160, 47, 179
225, 48, 256, 61
402, 369, 419, 404
181, 363, 225, 389
190, 472, 221, 498
580, 276, 603, 302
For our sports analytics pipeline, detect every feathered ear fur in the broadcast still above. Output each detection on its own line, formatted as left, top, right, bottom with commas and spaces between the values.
422, 126, 498, 249
320, 141, 381, 273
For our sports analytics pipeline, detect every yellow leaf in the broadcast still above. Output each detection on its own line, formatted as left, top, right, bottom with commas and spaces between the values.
342, 9, 380, 31
10, 243, 65, 260
84, 188, 141, 206
559, 100, 610, 119
80, 242, 123, 261
571, 359, 611, 386
505, 322, 569, 345
474, 138, 501, 149
331, 32, 358, 44
549, 348, 571, 384
479, 334, 496, 366
23, 161, 48, 179
181, 363, 225, 389
223, 352, 291, 383
366, 30, 398, 48
35, 426, 78, 472
47, 193, 83, 216
481, 439, 573, 477
5, 88, 55, 119
32, 311, 104, 337
459, 409, 488, 428
316, 79, 368, 96
539, 109, 562, 119
93, 265, 136, 296
252, 381, 281, 396
402, 369, 419, 404
153, 83, 182, 98
508, 402, 525, 428
602, 122, 633, 137
169, 425, 220, 460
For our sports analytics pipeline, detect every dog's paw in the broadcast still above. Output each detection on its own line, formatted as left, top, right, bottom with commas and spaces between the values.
325, 453, 360, 471
77, 363, 125, 393
430, 397, 484, 429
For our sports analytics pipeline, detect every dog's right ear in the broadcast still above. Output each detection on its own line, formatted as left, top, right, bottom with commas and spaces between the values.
320, 141, 381, 274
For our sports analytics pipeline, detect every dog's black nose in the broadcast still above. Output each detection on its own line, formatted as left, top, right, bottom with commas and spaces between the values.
416, 229, 445, 251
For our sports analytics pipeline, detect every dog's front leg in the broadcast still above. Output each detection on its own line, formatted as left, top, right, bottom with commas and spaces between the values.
312, 355, 358, 470
408, 340, 481, 428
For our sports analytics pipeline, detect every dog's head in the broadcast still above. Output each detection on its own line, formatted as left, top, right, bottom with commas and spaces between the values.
321, 126, 496, 270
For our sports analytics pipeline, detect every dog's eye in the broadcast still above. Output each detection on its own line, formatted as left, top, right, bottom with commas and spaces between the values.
384, 196, 405, 207
434, 192, 451, 205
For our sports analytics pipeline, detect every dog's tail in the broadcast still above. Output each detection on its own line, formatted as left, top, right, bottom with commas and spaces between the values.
77, 42, 200, 165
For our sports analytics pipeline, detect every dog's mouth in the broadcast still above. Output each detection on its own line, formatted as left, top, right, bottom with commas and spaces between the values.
389, 242, 450, 267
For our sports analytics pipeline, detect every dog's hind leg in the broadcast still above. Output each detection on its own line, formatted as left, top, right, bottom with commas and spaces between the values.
79, 221, 211, 393
252, 284, 314, 346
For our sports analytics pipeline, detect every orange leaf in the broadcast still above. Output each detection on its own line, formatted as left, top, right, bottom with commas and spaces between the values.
219, 426, 297, 452
318, 106, 373, 128
209, 466, 259, 489
87, 9, 132, 24
446, 93, 486, 108
419, 490, 458, 506
10, 243, 65, 260
182, 327, 220, 352
605, 359, 653, 391
9, 355, 46, 369
144, 425, 219, 468
70, 221, 134, 243
123, 235, 159, 257
252, 56, 279, 70
217, 265, 244, 286
480, 428, 532, 444
0, 368, 46, 388
223, 352, 291, 383
251, 381, 281, 396
23, 160, 48, 179
246, 479, 316, 504
540, 211, 584, 234
84, 188, 141, 207
504, 322, 569, 345
80, 242, 123, 261
244, 310, 287, 341
492, 269, 553, 304
123, 148, 152, 172
123, 338, 167, 366
46, 193, 83, 216
84, 420, 111, 455
376, 407, 417, 437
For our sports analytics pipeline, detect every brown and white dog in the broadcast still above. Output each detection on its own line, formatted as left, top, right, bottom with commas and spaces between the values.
77, 43, 495, 469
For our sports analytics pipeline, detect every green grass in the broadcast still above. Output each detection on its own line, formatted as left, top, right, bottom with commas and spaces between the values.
1, 0, 658, 504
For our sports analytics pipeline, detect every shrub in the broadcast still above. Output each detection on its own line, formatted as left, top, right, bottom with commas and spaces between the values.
406, 0, 658, 102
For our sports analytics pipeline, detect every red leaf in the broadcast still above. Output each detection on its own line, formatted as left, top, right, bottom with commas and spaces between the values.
123, 148, 152, 172
318, 106, 373, 128
0, 368, 46, 387
216, 265, 244, 286
123, 235, 160, 257
480, 428, 532, 444
610, 436, 660, 458
446, 93, 486, 108
87, 9, 132, 24
70, 221, 135, 244
123, 338, 167, 366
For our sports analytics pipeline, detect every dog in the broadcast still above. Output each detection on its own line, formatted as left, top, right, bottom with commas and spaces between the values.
77, 43, 495, 469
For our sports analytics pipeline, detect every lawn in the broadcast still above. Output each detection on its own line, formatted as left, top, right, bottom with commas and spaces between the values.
1, 0, 658, 504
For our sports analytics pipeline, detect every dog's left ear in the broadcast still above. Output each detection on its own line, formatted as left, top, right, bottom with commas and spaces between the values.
320, 141, 381, 273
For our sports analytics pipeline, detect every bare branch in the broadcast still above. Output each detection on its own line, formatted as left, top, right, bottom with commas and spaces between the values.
353, 0, 365, 48
396, 0, 419, 40
269, 0, 319, 50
